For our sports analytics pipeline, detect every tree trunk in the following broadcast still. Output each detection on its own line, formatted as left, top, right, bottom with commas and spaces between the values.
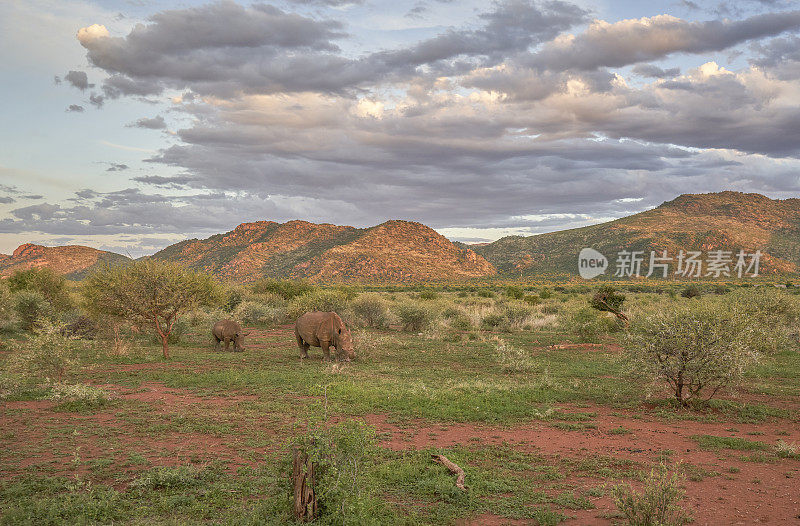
292, 446, 318, 522
154, 316, 170, 359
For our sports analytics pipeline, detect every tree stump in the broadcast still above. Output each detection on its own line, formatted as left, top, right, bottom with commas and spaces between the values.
292, 446, 318, 521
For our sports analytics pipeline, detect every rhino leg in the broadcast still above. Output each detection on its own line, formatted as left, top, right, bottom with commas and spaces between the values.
296, 332, 309, 358
224, 337, 231, 352
321, 342, 332, 362
214, 336, 221, 352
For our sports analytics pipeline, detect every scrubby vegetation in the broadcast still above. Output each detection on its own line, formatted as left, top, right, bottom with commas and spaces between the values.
1, 271, 799, 524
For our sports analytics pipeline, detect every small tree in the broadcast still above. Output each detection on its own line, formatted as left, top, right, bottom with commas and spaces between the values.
8, 267, 72, 312
7, 320, 79, 382
590, 285, 628, 322
82, 260, 219, 359
624, 300, 760, 406
14, 291, 52, 330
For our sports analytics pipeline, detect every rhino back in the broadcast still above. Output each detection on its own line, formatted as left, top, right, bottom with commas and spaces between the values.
213, 319, 241, 338
296, 311, 337, 342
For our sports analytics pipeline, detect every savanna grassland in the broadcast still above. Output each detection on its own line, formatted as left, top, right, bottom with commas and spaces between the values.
1, 274, 800, 525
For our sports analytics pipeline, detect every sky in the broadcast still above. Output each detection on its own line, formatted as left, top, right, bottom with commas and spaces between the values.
1, 0, 799, 257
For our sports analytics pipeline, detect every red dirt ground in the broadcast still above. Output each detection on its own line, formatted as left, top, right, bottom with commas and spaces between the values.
2, 378, 798, 524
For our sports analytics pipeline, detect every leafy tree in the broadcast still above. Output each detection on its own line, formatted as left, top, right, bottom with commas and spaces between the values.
623, 300, 760, 406
82, 260, 220, 358
7, 267, 72, 312
589, 286, 628, 322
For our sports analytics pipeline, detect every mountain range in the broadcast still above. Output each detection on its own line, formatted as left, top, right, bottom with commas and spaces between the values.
2, 192, 798, 282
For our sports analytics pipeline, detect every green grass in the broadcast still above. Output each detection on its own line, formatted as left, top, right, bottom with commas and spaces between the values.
691, 435, 769, 451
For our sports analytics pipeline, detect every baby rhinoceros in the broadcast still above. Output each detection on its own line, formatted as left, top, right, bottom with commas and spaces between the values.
212, 320, 248, 352
295, 311, 355, 362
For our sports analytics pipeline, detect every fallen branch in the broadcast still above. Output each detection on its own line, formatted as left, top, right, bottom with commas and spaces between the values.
432, 454, 466, 491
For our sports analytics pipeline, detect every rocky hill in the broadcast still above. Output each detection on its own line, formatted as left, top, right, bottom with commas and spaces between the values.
471, 192, 800, 278
151, 220, 495, 282
0, 244, 132, 280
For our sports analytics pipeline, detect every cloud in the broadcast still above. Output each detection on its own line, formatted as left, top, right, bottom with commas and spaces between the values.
89, 93, 105, 108
0, 197, 15, 204
64, 70, 92, 90
523, 11, 800, 71
106, 163, 129, 172
66, 104, 85, 112
128, 115, 166, 129
631, 64, 681, 78
76, 1, 588, 96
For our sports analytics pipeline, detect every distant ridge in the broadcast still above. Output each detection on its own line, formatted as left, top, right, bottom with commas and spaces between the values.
0, 244, 132, 280
150, 219, 496, 282
471, 191, 800, 277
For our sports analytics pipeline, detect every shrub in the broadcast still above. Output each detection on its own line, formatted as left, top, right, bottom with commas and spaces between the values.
539, 289, 552, 300
13, 290, 52, 330
502, 302, 532, 327
288, 420, 383, 523
252, 279, 315, 300
523, 294, 541, 306
623, 300, 761, 406
611, 463, 690, 526
570, 307, 604, 343
0, 283, 17, 331
234, 300, 286, 326
287, 289, 350, 321
351, 294, 390, 328
393, 301, 435, 332
222, 286, 246, 312
131, 465, 218, 490
726, 288, 800, 354
62, 315, 98, 339
6, 320, 80, 382
48, 382, 111, 409
418, 290, 438, 300
680, 285, 701, 299
589, 286, 626, 320
449, 314, 473, 331
7, 267, 72, 313
481, 313, 505, 330
476, 289, 495, 298
492, 337, 535, 373
505, 286, 524, 300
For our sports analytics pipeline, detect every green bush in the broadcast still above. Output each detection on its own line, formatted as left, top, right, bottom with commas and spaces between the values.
523, 294, 541, 306
505, 286, 524, 300
727, 288, 800, 354
481, 313, 505, 330
8, 267, 73, 313
13, 290, 52, 330
287, 289, 350, 321
288, 420, 386, 524
624, 299, 761, 406
6, 320, 80, 382
539, 289, 552, 300
351, 294, 390, 328
680, 285, 701, 299
570, 307, 603, 343
252, 279, 315, 300
449, 314, 473, 331
0, 282, 16, 331
235, 300, 286, 326
612, 464, 690, 526
502, 302, 532, 326
476, 289, 495, 298
222, 285, 246, 312
393, 301, 435, 332
418, 290, 438, 300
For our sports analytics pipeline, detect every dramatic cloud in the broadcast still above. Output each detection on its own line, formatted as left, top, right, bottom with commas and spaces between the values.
27, 0, 800, 246
524, 11, 800, 71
